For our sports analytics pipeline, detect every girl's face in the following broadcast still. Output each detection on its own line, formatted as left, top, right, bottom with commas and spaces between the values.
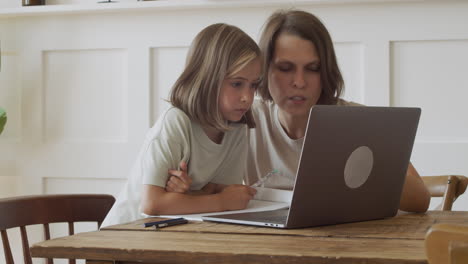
268, 33, 322, 119
219, 58, 261, 123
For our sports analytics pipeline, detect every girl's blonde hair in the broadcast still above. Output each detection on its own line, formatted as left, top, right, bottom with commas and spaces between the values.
258, 10, 343, 105
170, 23, 260, 131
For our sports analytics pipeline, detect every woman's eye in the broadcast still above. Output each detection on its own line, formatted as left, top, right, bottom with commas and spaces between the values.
277, 66, 291, 72
307, 65, 320, 72
251, 82, 259, 90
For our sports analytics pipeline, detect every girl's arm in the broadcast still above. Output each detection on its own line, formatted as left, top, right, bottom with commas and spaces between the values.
399, 163, 431, 213
141, 183, 256, 216
165, 161, 227, 195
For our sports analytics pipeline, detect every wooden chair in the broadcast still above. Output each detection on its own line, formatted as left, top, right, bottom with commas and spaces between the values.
426, 223, 468, 264
0, 194, 115, 264
422, 175, 468, 211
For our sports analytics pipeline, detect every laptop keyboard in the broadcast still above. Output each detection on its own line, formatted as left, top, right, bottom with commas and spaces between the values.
223, 209, 288, 225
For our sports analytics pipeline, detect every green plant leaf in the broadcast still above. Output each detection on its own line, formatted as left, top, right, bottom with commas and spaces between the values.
0, 108, 6, 135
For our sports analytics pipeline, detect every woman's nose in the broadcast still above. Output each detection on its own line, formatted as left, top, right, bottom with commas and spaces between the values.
293, 70, 306, 89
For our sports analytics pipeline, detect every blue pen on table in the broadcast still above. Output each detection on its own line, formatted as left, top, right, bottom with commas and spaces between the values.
143, 217, 188, 228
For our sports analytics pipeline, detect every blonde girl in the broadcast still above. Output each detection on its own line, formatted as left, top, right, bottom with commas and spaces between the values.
102, 23, 261, 226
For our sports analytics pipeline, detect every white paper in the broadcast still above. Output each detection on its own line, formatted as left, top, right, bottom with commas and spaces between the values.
144, 187, 292, 221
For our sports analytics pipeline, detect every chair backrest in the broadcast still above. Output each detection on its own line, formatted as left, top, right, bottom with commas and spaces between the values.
425, 223, 468, 264
0, 194, 115, 264
422, 175, 468, 211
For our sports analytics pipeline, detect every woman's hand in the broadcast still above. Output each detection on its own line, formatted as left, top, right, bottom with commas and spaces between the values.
166, 161, 192, 193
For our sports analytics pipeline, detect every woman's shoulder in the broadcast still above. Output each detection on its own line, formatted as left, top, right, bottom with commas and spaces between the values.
337, 99, 364, 106
251, 99, 276, 116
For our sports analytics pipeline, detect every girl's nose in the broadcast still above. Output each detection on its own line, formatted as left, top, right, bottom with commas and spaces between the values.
241, 90, 253, 103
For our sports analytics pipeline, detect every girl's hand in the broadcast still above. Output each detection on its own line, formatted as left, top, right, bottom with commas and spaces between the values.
166, 161, 192, 193
218, 184, 257, 211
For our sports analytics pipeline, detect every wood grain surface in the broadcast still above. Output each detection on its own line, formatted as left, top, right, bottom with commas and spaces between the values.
30, 211, 468, 264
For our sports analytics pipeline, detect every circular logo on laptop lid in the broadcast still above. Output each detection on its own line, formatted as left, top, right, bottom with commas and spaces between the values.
344, 146, 374, 189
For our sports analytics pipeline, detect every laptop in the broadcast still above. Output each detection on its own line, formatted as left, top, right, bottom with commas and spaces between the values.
202, 105, 421, 228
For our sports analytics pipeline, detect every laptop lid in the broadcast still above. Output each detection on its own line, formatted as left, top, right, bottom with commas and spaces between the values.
203, 105, 421, 229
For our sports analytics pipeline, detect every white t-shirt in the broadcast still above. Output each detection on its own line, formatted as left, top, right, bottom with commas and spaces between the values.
245, 99, 360, 190
102, 107, 247, 227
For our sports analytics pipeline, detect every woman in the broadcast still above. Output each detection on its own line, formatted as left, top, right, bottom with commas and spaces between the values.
245, 10, 430, 213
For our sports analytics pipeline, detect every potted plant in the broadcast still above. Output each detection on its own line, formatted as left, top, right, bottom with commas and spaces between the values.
0, 107, 6, 135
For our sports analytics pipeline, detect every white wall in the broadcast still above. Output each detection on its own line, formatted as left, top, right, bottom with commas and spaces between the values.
1, 0, 468, 262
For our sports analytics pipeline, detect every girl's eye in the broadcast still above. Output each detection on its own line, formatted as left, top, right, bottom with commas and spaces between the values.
231, 82, 243, 88
251, 82, 259, 90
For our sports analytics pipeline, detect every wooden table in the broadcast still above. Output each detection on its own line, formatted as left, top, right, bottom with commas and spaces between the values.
30, 211, 468, 264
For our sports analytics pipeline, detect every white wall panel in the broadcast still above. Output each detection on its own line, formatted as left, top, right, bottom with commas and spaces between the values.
335, 42, 364, 104
150, 47, 188, 124
43, 49, 128, 143
44, 177, 124, 197
391, 40, 468, 211
391, 40, 468, 142
0, 176, 17, 198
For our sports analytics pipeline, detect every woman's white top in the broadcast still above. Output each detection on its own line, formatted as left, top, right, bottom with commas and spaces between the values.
245, 99, 359, 190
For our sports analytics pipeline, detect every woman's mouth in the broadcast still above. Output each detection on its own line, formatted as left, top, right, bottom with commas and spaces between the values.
289, 96, 306, 104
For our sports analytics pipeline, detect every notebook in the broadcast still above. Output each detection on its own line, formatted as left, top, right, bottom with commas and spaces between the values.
202, 105, 421, 228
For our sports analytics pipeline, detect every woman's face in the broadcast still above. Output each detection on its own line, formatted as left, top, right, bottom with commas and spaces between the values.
268, 32, 321, 119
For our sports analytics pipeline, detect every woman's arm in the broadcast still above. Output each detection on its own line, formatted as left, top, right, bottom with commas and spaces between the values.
141, 183, 256, 216
399, 163, 431, 213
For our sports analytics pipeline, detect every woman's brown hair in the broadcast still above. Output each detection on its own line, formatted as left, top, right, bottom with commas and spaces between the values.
258, 10, 343, 105
169, 23, 260, 131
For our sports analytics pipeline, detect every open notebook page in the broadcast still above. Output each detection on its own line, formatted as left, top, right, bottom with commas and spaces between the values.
144, 187, 292, 221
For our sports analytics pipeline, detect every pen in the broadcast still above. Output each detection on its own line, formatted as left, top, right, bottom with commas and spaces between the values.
251, 169, 279, 187
154, 218, 188, 229
143, 217, 188, 228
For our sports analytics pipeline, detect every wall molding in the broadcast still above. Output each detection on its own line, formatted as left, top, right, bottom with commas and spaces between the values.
0, 0, 446, 18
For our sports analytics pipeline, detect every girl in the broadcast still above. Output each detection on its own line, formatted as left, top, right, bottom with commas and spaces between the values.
101, 23, 260, 227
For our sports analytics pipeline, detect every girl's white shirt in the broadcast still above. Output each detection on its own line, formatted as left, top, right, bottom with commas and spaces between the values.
102, 107, 247, 227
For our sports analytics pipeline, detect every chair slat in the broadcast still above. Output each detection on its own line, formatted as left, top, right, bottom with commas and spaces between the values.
1, 229, 14, 264
44, 223, 51, 240
20, 226, 32, 264
43, 223, 53, 264
68, 222, 76, 264
442, 176, 459, 211
68, 222, 74, 236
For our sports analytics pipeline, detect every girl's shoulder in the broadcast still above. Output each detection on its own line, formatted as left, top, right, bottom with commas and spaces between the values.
153, 106, 193, 127
161, 107, 191, 122
148, 107, 192, 139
